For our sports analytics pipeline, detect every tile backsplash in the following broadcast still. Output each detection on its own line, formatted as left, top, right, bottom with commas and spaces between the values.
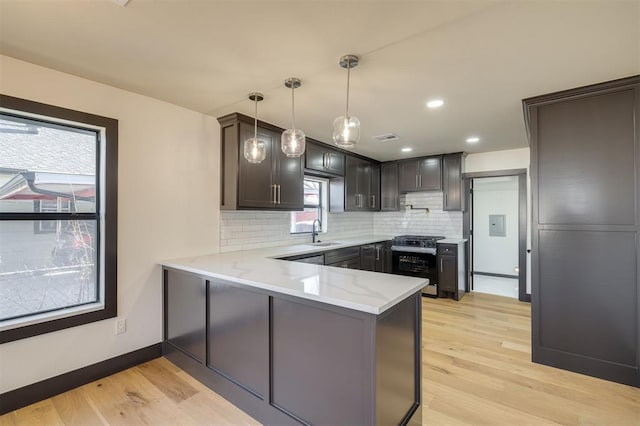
373, 192, 463, 238
220, 210, 374, 252
220, 192, 462, 252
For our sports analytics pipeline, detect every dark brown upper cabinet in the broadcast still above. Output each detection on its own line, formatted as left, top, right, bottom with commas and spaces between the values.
398, 156, 442, 192
380, 162, 400, 211
218, 113, 303, 211
305, 141, 345, 176
442, 153, 466, 211
330, 155, 380, 212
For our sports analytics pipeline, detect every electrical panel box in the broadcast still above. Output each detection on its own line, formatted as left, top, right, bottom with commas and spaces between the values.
489, 214, 506, 237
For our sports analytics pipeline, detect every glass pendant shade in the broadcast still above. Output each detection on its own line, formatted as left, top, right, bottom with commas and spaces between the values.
243, 92, 266, 163
281, 128, 305, 157
332, 115, 360, 148
244, 137, 266, 163
333, 55, 360, 149
281, 77, 305, 157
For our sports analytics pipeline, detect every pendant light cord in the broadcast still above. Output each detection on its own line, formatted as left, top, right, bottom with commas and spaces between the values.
253, 96, 258, 139
291, 86, 296, 130
345, 59, 351, 119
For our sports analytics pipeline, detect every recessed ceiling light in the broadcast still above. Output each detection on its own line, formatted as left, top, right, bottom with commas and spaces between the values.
427, 99, 444, 108
401, 147, 413, 152
466, 137, 480, 143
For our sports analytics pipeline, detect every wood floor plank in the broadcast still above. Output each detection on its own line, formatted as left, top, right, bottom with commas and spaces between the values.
50, 387, 106, 426
135, 359, 198, 404
0, 412, 17, 426
1, 292, 638, 425
9, 400, 64, 426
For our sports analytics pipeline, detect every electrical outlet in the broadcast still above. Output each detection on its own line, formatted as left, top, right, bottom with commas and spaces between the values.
115, 318, 126, 335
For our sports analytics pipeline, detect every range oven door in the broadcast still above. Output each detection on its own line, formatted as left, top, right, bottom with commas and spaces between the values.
392, 250, 438, 296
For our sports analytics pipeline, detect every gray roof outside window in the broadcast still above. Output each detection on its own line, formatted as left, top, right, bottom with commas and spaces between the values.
0, 123, 96, 176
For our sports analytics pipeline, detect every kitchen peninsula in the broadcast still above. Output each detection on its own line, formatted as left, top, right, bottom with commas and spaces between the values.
161, 236, 424, 425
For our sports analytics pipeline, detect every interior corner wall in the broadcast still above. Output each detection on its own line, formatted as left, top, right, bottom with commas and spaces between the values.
465, 147, 532, 294
0, 55, 221, 393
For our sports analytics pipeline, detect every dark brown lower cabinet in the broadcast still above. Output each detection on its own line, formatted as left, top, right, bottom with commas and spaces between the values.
324, 245, 361, 269
163, 269, 423, 425
436, 242, 467, 301
361, 241, 392, 273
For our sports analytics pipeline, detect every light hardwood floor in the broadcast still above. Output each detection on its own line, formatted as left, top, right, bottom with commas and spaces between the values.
2, 293, 639, 425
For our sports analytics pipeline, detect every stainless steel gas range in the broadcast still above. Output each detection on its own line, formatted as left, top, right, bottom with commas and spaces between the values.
390, 235, 444, 297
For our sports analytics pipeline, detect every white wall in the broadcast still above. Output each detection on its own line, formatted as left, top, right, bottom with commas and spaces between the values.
465, 147, 531, 294
465, 148, 529, 173
0, 56, 220, 393
473, 177, 519, 275
373, 192, 463, 237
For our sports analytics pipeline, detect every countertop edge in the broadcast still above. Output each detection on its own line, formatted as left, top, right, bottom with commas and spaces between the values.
160, 235, 427, 315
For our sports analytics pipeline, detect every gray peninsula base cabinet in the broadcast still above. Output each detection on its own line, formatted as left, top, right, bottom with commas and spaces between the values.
163, 268, 422, 425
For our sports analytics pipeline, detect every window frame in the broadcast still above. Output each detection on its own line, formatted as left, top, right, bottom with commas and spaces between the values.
0, 94, 118, 344
290, 177, 326, 235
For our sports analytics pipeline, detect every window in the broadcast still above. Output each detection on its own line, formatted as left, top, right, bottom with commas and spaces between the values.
0, 95, 118, 343
290, 178, 326, 234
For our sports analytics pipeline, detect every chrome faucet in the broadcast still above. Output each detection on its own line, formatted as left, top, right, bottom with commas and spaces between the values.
312, 219, 322, 243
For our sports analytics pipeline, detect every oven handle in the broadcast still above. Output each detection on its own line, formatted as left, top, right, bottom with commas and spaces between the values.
390, 246, 437, 255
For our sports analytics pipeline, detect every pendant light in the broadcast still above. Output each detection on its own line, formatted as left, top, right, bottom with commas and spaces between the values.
281, 77, 306, 157
332, 54, 360, 148
243, 92, 266, 163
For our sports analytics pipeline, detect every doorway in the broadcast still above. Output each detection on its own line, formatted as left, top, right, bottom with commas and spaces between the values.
463, 169, 529, 302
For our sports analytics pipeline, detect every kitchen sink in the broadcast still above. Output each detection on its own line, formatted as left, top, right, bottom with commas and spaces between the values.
305, 242, 341, 247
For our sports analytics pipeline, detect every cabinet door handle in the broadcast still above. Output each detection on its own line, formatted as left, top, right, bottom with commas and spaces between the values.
376, 246, 380, 261
277, 185, 281, 204
416, 175, 419, 188
419, 175, 422, 188
370, 195, 375, 208
272, 184, 276, 204
440, 258, 443, 273
322, 153, 327, 168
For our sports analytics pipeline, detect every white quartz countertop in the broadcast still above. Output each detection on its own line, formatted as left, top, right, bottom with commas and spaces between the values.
437, 238, 468, 244
161, 235, 427, 315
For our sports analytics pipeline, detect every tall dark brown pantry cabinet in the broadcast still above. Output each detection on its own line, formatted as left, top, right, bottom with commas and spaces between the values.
524, 75, 640, 387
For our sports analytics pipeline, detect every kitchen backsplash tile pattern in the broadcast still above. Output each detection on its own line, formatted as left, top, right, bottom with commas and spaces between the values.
220, 193, 462, 252
220, 211, 374, 252
373, 192, 463, 237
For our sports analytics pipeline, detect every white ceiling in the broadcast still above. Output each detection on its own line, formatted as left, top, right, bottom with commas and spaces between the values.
1, 0, 638, 161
